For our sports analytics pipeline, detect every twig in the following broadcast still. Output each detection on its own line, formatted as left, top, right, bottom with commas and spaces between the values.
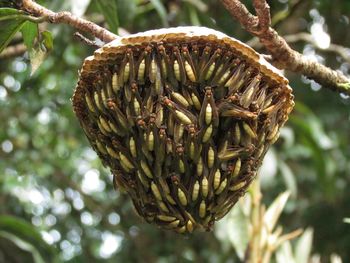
21, 0, 118, 43
247, 33, 350, 65
73, 32, 103, 48
0, 43, 26, 59
283, 33, 350, 64
220, 0, 350, 95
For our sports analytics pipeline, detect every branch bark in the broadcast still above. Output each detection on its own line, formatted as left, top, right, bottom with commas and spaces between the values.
221, 0, 350, 95
21, 0, 118, 43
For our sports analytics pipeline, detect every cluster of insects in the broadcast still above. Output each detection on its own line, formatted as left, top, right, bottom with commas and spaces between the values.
73, 29, 293, 233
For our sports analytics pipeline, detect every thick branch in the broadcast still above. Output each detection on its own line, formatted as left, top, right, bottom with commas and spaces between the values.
21, 0, 118, 43
221, 0, 350, 95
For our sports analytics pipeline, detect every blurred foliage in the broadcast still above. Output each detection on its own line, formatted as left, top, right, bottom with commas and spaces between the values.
0, 0, 349, 262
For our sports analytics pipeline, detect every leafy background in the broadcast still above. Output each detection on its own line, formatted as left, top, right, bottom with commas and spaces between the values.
0, 0, 349, 262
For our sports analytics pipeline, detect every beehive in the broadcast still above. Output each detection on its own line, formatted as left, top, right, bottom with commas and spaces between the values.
72, 27, 294, 233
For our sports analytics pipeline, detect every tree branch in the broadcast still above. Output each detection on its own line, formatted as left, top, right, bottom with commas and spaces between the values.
21, 0, 118, 43
221, 0, 350, 95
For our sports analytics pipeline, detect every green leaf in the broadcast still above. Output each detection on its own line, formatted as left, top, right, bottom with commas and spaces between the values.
0, 8, 28, 53
295, 228, 313, 263
278, 161, 298, 198
116, 0, 136, 27
344, 218, 350, 224
29, 45, 47, 75
264, 191, 290, 232
149, 0, 169, 27
0, 216, 57, 262
0, 7, 25, 17
41, 30, 53, 51
28, 30, 53, 75
96, 0, 119, 34
0, 231, 45, 263
215, 203, 249, 260
276, 241, 295, 263
21, 21, 38, 51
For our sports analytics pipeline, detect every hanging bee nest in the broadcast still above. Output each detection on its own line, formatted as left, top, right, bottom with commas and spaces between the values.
72, 27, 294, 233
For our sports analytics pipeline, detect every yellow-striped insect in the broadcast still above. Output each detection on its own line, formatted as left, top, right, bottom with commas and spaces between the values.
191, 92, 201, 110
196, 157, 203, 176
185, 61, 196, 82
151, 182, 162, 201
201, 176, 208, 198
157, 215, 177, 222
186, 220, 194, 233
119, 153, 134, 170
106, 146, 119, 159
85, 92, 96, 113
207, 146, 215, 168
199, 200, 206, 218
232, 158, 241, 178
199, 87, 219, 128
177, 188, 187, 206
192, 181, 200, 201
141, 160, 153, 178
202, 124, 213, 143
215, 178, 227, 195
213, 169, 221, 190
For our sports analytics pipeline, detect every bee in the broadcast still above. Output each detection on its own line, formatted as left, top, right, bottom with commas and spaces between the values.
186, 220, 194, 233
141, 160, 153, 179
119, 152, 135, 170
93, 90, 104, 112
161, 96, 197, 125
202, 124, 213, 143
95, 140, 107, 155
211, 51, 234, 86
111, 71, 120, 94
157, 215, 177, 222
240, 74, 261, 108
201, 176, 209, 198
191, 91, 201, 110
85, 92, 96, 113
199, 87, 219, 128
174, 123, 185, 144
147, 130, 155, 151
199, 47, 222, 82
106, 99, 129, 131
177, 188, 188, 206
106, 146, 119, 159
166, 84, 190, 108
213, 169, 221, 190
196, 157, 204, 176
172, 46, 187, 84
151, 182, 162, 201
207, 146, 215, 169
99, 116, 112, 133
242, 122, 257, 139
215, 178, 227, 195
137, 171, 150, 189
199, 200, 206, 218
232, 158, 241, 178
229, 181, 246, 191
226, 63, 249, 96
154, 126, 167, 167
158, 44, 178, 88
218, 102, 257, 120
192, 180, 200, 202
181, 45, 197, 82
